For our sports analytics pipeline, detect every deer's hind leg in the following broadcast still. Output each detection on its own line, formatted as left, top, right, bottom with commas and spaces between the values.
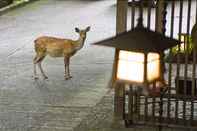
33, 53, 47, 79
38, 59, 48, 79
33, 54, 39, 79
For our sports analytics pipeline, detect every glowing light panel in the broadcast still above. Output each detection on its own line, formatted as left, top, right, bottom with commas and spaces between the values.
116, 50, 161, 84
117, 50, 144, 83
147, 53, 160, 82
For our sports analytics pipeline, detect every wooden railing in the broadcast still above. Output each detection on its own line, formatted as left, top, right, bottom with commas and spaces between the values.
122, 0, 197, 129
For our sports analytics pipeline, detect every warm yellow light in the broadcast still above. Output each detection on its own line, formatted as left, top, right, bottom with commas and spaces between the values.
116, 50, 161, 84
147, 53, 160, 82
180, 34, 185, 43
180, 35, 186, 51
180, 43, 185, 51
117, 50, 144, 83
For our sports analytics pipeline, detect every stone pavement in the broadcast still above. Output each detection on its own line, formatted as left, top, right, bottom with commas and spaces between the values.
0, 0, 116, 130
0, 0, 195, 131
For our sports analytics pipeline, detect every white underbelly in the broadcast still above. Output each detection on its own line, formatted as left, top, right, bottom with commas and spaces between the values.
47, 49, 64, 57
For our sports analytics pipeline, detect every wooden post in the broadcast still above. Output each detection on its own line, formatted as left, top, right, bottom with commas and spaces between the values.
116, 0, 127, 34
155, 0, 165, 33
156, 0, 167, 84
155, 1, 166, 130
114, 0, 128, 120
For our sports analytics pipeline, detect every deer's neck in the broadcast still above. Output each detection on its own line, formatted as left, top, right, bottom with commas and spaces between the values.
74, 36, 86, 50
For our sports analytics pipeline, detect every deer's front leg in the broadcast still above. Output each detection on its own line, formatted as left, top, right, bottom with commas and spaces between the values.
33, 54, 40, 79
64, 57, 69, 80
67, 57, 72, 79
38, 62, 48, 79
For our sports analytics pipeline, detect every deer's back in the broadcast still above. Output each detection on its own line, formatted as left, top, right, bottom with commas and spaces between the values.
35, 36, 76, 57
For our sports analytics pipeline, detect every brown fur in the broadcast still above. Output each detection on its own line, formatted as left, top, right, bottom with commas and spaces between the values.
33, 26, 90, 80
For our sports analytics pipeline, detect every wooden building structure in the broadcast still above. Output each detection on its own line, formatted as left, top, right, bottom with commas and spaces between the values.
115, 0, 197, 130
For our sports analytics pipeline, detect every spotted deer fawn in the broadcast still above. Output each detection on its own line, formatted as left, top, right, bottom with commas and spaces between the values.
33, 26, 90, 80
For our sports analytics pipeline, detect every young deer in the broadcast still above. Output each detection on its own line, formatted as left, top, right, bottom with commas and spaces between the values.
33, 26, 90, 80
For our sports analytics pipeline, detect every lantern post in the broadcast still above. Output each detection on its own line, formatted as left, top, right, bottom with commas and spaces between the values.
93, 0, 180, 126
113, 0, 128, 120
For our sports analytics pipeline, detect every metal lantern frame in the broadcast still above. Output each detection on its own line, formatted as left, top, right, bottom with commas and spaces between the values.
93, 22, 180, 93
115, 50, 162, 85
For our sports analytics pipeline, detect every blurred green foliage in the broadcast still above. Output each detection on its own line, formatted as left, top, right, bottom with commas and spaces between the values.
172, 35, 194, 54
165, 34, 195, 63
0, 0, 13, 8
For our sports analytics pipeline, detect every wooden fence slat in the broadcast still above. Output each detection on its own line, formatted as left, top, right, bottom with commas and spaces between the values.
167, 0, 175, 122
192, 0, 197, 96
190, 100, 194, 124
128, 85, 133, 121
152, 83, 156, 121
175, 0, 184, 124
131, 0, 135, 29
147, 0, 151, 29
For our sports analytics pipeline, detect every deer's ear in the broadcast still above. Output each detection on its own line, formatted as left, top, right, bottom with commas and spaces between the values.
75, 28, 80, 33
86, 26, 90, 32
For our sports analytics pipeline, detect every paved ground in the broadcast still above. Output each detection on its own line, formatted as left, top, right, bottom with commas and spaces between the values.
0, 0, 116, 130
1, 0, 197, 131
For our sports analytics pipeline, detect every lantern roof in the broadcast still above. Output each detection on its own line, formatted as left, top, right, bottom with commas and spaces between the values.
93, 26, 180, 53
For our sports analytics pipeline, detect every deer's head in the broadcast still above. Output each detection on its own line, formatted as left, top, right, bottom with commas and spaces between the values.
75, 26, 91, 39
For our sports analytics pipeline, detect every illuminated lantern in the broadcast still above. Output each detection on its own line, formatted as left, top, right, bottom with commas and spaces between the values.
93, 25, 180, 93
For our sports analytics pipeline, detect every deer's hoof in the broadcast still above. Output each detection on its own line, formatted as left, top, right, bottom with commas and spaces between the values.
65, 77, 70, 80
34, 76, 39, 80
65, 76, 72, 80
43, 76, 48, 80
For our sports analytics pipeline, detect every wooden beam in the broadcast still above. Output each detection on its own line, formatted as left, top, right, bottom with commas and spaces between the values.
116, 0, 128, 34
114, 0, 128, 119
155, 0, 165, 33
